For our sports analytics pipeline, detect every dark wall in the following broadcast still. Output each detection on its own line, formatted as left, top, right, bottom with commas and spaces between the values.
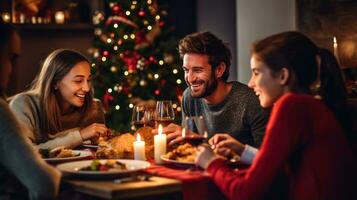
165, 0, 197, 38
8, 28, 93, 95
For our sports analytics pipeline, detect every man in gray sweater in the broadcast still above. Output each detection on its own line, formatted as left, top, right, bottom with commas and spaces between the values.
160, 32, 269, 158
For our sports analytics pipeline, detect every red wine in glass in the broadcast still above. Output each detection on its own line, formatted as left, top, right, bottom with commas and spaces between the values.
184, 135, 205, 146
155, 118, 174, 127
132, 121, 145, 130
155, 100, 175, 127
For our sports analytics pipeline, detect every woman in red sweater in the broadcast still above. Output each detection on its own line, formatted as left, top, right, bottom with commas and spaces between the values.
196, 31, 356, 200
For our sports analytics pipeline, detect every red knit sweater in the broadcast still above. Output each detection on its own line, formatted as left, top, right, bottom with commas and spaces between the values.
207, 93, 356, 200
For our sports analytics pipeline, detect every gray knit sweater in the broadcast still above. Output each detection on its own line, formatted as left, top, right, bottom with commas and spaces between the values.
0, 98, 61, 199
182, 81, 270, 147
9, 93, 105, 150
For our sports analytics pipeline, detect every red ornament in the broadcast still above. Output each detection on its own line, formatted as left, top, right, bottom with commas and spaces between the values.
154, 89, 160, 95
102, 92, 114, 111
159, 21, 165, 27
149, 56, 155, 62
123, 87, 130, 95
103, 51, 109, 56
138, 10, 146, 17
112, 5, 121, 14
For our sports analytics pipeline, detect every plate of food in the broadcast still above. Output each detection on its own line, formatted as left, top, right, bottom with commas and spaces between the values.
56, 159, 151, 178
39, 147, 92, 163
161, 143, 197, 168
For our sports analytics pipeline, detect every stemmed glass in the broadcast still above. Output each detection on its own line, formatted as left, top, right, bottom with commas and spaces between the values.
131, 105, 146, 131
131, 105, 157, 131
155, 100, 175, 127
144, 108, 156, 128
182, 116, 208, 146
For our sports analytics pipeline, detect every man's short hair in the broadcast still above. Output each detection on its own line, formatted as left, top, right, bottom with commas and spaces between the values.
178, 32, 232, 81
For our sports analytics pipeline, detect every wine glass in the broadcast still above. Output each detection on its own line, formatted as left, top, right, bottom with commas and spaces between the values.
182, 116, 208, 146
131, 105, 146, 131
144, 108, 156, 128
155, 100, 175, 127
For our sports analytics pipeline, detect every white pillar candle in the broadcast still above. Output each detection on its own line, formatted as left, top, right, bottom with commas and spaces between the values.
55, 11, 65, 24
333, 36, 339, 62
154, 124, 166, 164
182, 127, 186, 138
134, 133, 146, 160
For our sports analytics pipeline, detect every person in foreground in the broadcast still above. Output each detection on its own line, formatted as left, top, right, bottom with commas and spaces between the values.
0, 21, 60, 199
195, 31, 356, 200
155, 32, 269, 157
10, 49, 108, 150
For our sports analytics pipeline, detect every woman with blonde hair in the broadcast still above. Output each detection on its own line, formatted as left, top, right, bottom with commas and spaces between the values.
10, 49, 108, 150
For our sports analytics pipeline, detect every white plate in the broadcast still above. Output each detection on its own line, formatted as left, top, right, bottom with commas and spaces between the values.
160, 155, 195, 167
57, 159, 151, 178
44, 150, 92, 163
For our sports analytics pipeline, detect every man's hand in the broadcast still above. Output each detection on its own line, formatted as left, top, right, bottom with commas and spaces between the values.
152, 123, 196, 146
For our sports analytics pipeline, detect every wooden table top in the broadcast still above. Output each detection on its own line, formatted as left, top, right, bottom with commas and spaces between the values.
63, 176, 182, 199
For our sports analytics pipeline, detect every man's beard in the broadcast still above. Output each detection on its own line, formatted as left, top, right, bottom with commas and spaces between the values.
189, 74, 218, 98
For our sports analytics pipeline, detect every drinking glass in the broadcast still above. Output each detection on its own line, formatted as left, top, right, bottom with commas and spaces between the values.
131, 105, 146, 131
144, 108, 156, 128
155, 100, 175, 127
182, 116, 208, 146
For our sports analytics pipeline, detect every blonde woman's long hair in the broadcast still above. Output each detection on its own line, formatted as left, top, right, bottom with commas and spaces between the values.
28, 49, 93, 135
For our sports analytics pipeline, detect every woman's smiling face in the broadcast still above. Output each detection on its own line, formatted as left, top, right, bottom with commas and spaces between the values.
56, 61, 91, 111
248, 55, 285, 108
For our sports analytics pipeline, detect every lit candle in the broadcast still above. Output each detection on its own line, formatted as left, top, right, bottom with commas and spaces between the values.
55, 11, 65, 24
182, 127, 186, 138
134, 133, 146, 160
1, 12, 11, 23
154, 124, 166, 164
333, 36, 339, 61
203, 131, 208, 139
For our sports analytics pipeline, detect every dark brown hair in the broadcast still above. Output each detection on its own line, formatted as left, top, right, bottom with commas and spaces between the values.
0, 22, 17, 98
178, 32, 231, 81
252, 31, 352, 140
252, 31, 319, 93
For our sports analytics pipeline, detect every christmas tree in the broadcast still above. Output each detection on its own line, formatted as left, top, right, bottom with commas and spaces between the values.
91, 0, 185, 131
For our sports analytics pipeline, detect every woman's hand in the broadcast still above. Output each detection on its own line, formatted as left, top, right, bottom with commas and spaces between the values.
195, 144, 221, 169
209, 133, 245, 157
79, 123, 108, 141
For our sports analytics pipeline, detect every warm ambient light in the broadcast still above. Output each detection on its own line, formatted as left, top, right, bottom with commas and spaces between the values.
55, 11, 65, 24
182, 127, 186, 138
1, 12, 11, 23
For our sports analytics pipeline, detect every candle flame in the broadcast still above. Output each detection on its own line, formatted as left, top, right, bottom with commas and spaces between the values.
333, 36, 337, 44
158, 124, 163, 135
136, 133, 141, 141
203, 131, 208, 138
182, 128, 186, 138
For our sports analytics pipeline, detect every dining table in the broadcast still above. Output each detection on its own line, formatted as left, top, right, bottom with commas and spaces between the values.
56, 157, 227, 199
60, 175, 182, 200
56, 148, 229, 200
